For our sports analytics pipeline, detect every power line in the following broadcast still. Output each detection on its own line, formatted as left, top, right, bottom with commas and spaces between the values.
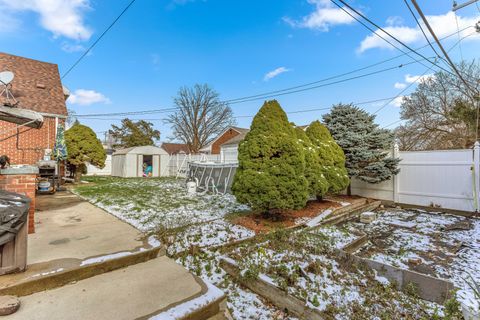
61, 0, 138, 79
74, 27, 472, 118
403, 0, 443, 60
410, 0, 480, 143
453, 4, 465, 61
410, 0, 478, 95
227, 61, 419, 104
80, 96, 397, 122
217, 27, 472, 105
75, 60, 420, 119
373, 31, 477, 115
332, 0, 473, 83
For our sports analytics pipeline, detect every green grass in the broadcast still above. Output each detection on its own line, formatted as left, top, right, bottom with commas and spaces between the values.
73, 176, 247, 231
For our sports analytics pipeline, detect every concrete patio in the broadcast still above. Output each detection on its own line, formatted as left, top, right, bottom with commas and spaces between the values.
0, 191, 226, 319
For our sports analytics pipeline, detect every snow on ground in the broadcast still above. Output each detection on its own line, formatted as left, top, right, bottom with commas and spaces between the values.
76, 177, 291, 318
167, 219, 254, 255
176, 249, 296, 320
150, 280, 224, 320
74, 177, 248, 232
347, 209, 480, 312
225, 231, 440, 319
305, 209, 332, 228
308, 225, 360, 249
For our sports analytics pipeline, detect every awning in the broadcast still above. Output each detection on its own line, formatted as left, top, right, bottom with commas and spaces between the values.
0, 104, 44, 129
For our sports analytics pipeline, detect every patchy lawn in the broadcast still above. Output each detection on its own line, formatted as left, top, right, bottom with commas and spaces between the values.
74, 176, 248, 232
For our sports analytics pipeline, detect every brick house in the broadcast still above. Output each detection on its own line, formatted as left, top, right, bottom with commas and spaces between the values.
0, 52, 69, 233
0, 52, 69, 164
200, 127, 249, 154
161, 142, 190, 155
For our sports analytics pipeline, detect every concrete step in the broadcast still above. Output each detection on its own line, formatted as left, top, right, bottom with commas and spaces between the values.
9, 257, 224, 320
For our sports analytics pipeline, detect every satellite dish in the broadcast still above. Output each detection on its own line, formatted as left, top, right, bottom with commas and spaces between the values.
0, 71, 14, 85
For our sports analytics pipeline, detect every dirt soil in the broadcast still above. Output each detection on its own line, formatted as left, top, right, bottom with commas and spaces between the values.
231, 199, 341, 234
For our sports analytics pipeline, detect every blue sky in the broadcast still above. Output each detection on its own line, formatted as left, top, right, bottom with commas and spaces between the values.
0, 0, 479, 141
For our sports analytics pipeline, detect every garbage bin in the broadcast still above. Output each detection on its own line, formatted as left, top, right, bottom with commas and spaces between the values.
0, 190, 31, 275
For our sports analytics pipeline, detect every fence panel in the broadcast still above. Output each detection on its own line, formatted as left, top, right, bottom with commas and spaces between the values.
349, 147, 477, 212
397, 149, 475, 212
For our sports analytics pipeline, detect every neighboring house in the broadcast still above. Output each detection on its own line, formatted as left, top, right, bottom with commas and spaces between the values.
0, 52, 68, 164
220, 129, 249, 163
218, 124, 309, 163
200, 126, 249, 154
161, 142, 190, 155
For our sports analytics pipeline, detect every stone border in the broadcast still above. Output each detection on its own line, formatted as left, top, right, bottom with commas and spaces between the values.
333, 249, 454, 304
219, 258, 325, 320
0, 247, 163, 297
341, 233, 368, 253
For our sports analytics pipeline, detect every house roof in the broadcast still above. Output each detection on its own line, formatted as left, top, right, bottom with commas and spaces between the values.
221, 130, 250, 147
113, 145, 168, 156
220, 124, 309, 147
200, 126, 250, 152
161, 142, 190, 154
0, 52, 68, 116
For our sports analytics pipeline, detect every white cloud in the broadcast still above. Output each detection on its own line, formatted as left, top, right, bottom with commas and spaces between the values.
0, 0, 93, 41
68, 89, 110, 106
263, 67, 291, 81
61, 42, 86, 53
283, 0, 356, 31
358, 11, 480, 53
404, 73, 434, 84
394, 73, 434, 89
391, 96, 405, 107
0, 5, 20, 34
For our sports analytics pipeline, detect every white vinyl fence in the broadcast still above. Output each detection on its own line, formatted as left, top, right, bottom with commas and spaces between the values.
350, 142, 480, 212
214, 142, 480, 212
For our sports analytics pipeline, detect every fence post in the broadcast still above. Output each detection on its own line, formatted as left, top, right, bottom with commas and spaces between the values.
393, 141, 400, 204
473, 141, 480, 212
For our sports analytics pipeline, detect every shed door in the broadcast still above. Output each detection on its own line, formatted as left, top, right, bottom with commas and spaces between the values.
152, 155, 160, 177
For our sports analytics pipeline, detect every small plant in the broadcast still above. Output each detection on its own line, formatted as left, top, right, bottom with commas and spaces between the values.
443, 291, 463, 319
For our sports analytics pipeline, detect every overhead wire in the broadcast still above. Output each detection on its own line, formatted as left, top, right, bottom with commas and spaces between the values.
74, 27, 473, 119
373, 31, 477, 116
61, 0, 138, 79
332, 0, 476, 85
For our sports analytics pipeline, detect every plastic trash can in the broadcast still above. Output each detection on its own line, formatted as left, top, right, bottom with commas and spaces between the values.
0, 190, 31, 275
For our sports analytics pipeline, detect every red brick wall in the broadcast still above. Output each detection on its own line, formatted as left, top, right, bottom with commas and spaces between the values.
211, 129, 240, 154
0, 117, 64, 165
0, 174, 37, 233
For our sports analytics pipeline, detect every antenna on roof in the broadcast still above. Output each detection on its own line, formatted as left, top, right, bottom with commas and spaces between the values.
0, 71, 18, 107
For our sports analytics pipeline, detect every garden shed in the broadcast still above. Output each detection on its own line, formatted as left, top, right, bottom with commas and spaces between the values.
111, 146, 169, 178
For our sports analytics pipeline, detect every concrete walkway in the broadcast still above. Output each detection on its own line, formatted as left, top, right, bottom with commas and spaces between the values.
0, 192, 147, 289
0, 191, 226, 319
9, 257, 205, 320
30, 192, 144, 264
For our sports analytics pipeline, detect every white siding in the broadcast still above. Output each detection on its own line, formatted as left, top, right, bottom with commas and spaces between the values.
86, 155, 112, 176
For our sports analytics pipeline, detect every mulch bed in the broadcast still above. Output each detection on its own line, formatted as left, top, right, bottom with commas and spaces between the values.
231, 200, 341, 234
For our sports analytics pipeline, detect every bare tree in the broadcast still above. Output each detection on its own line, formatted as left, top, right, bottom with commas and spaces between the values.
396, 60, 480, 151
166, 84, 236, 153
